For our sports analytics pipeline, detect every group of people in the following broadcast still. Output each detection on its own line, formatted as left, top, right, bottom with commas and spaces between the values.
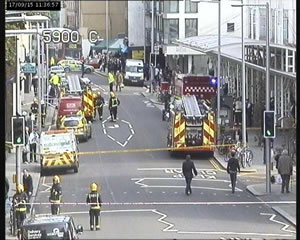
108, 70, 124, 92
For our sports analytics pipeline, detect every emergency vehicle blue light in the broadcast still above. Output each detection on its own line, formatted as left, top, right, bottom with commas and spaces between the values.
210, 77, 217, 85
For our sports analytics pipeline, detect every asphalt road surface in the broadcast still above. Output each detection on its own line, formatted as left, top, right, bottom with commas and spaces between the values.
33, 72, 296, 239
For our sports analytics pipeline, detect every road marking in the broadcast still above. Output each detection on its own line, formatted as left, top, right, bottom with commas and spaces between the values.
34, 209, 294, 237
48, 126, 51, 131
102, 117, 135, 147
177, 231, 292, 237
40, 177, 52, 193
131, 177, 230, 183
260, 213, 296, 233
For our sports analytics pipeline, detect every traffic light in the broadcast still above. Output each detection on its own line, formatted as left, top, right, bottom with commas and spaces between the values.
263, 111, 276, 138
12, 117, 25, 146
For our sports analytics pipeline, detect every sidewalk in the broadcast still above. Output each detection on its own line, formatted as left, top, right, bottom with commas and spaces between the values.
141, 91, 297, 227
5, 87, 56, 237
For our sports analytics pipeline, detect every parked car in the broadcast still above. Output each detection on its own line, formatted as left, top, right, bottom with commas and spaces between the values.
20, 215, 83, 240
49, 65, 66, 81
85, 58, 101, 69
57, 59, 95, 74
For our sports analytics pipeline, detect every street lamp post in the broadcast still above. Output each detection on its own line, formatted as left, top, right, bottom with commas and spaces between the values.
232, 2, 271, 193
191, 0, 221, 142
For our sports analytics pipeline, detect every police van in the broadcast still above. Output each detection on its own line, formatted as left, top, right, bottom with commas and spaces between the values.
20, 215, 83, 240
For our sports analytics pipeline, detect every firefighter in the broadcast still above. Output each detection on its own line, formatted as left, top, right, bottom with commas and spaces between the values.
13, 184, 28, 231
108, 71, 115, 92
49, 175, 62, 215
31, 98, 39, 123
109, 91, 120, 122
86, 183, 102, 231
95, 91, 105, 120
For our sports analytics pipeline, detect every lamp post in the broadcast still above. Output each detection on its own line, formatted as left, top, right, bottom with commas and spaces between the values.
232, 2, 270, 193
191, 0, 221, 142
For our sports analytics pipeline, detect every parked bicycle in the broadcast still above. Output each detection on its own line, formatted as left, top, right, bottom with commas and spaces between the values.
224, 141, 241, 162
8, 197, 16, 236
239, 145, 254, 168
217, 134, 234, 155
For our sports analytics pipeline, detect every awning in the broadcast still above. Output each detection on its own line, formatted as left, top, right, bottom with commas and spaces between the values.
174, 35, 296, 80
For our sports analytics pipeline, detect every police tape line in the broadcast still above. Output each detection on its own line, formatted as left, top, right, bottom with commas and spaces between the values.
12, 201, 296, 206
9, 144, 239, 156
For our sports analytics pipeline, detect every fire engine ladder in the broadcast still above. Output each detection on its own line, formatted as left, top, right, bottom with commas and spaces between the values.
67, 75, 83, 95
182, 95, 203, 118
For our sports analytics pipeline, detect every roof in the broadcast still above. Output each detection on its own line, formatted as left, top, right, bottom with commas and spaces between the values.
174, 35, 296, 80
23, 215, 70, 226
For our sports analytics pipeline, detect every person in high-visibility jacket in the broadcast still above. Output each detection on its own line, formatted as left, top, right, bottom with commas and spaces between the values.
50, 73, 61, 97
86, 183, 102, 231
108, 91, 120, 122
13, 184, 28, 231
50, 57, 55, 66
49, 175, 62, 215
108, 71, 115, 92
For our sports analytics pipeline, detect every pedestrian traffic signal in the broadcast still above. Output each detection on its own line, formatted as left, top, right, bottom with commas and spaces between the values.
263, 111, 276, 138
12, 117, 25, 146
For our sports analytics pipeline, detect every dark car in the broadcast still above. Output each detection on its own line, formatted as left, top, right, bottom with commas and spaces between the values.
85, 58, 101, 69
20, 215, 83, 240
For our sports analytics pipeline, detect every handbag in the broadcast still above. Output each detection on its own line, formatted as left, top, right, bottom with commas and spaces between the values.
120, 83, 124, 88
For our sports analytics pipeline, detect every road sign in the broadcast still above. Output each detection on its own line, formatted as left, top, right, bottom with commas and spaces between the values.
21, 63, 36, 74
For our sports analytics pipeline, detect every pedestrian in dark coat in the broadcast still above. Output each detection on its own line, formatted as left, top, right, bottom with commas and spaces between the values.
227, 150, 240, 193
23, 169, 33, 201
81, 60, 85, 78
182, 155, 198, 195
278, 149, 293, 193
5, 177, 9, 201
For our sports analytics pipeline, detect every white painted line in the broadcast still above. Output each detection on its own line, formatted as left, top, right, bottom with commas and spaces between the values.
107, 135, 116, 141
152, 209, 177, 232
103, 128, 107, 134
127, 135, 133, 141
123, 140, 128, 146
137, 168, 217, 171
130, 129, 135, 134
121, 119, 130, 124
143, 185, 243, 192
177, 231, 292, 237
131, 177, 230, 183
260, 213, 296, 233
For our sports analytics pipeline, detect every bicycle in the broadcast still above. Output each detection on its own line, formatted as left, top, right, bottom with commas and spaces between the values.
217, 134, 234, 156
240, 146, 254, 168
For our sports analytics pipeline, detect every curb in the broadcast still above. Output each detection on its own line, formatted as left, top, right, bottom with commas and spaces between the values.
271, 206, 296, 227
140, 91, 164, 106
246, 184, 268, 196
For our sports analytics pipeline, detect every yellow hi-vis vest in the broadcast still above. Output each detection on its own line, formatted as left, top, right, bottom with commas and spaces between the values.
51, 75, 60, 85
108, 73, 115, 84
112, 97, 118, 107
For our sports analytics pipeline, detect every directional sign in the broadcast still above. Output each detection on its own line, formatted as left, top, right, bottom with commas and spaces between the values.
21, 63, 36, 74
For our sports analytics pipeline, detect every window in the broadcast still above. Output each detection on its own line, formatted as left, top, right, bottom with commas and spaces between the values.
163, 19, 179, 44
259, 8, 266, 40
227, 23, 234, 32
248, 10, 252, 38
271, 9, 275, 43
185, 0, 198, 13
283, 10, 289, 43
185, 19, 198, 38
253, 9, 256, 39
164, 0, 179, 13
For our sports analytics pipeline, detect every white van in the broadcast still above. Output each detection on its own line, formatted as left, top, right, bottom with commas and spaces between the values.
124, 59, 144, 86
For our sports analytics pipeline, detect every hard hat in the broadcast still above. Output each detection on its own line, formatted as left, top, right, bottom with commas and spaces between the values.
90, 183, 98, 192
17, 184, 24, 193
53, 175, 60, 184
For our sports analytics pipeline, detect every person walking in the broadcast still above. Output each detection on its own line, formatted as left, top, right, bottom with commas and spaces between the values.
115, 70, 123, 92
233, 97, 242, 126
13, 184, 28, 233
29, 128, 39, 163
49, 175, 62, 215
182, 155, 198, 195
246, 99, 253, 127
108, 92, 120, 122
23, 169, 33, 212
95, 91, 105, 120
86, 183, 102, 231
108, 71, 115, 92
277, 149, 293, 193
227, 150, 241, 193
49, 72, 61, 97
30, 98, 39, 122
32, 75, 38, 96
41, 99, 46, 128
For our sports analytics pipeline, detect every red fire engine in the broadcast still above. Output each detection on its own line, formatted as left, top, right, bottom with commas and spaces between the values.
167, 74, 217, 155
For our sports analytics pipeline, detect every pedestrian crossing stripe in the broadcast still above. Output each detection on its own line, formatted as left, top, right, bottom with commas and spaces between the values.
42, 152, 77, 167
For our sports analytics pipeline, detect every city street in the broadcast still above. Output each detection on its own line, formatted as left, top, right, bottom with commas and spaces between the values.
32, 73, 296, 239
